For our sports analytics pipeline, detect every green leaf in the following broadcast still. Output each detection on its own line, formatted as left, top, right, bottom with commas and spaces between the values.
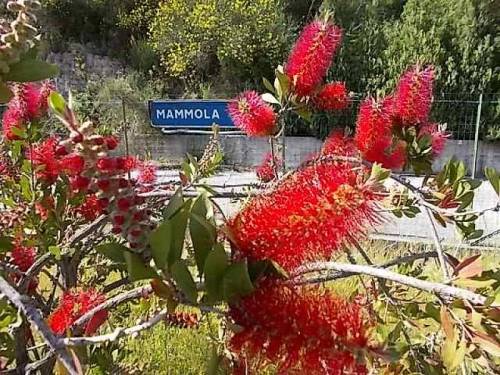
262, 77, 276, 94
222, 260, 254, 302
49, 92, 66, 116
0, 82, 13, 103
168, 201, 191, 267
484, 167, 500, 195
149, 221, 172, 270
20, 175, 32, 202
204, 244, 228, 303
0, 236, 14, 253
4, 59, 59, 82
261, 93, 280, 105
171, 260, 198, 303
96, 243, 127, 264
190, 195, 216, 275
163, 188, 184, 219
48, 246, 61, 261
124, 252, 157, 281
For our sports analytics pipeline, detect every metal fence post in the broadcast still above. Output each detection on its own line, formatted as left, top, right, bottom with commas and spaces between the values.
471, 93, 483, 179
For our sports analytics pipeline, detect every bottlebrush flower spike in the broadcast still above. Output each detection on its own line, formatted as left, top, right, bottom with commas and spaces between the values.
255, 153, 282, 183
48, 289, 108, 336
313, 82, 350, 111
10, 241, 36, 272
354, 97, 406, 169
393, 65, 434, 126
230, 279, 371, 374
419, 123, 449, 157
228, 159, 381, 272
321, 131, 357, 157
25, 81, 53, 120
136, 160, 158, 184
27, 137, 61, 184
2, 100, 25, 140
75, 194, 104, 221
285, 19, 342, 97
228, 91, 277, 136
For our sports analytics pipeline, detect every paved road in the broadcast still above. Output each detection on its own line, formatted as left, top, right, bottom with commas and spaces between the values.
156, 169, 500, 249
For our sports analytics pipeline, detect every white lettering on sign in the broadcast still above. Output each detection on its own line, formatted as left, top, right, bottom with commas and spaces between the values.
156, 107, 222, 121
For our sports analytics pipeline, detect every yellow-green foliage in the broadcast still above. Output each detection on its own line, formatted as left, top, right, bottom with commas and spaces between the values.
149, 0, 290, 79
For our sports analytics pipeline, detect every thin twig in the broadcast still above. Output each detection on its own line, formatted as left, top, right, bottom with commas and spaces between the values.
292, 262, 486, 305
424, 207, 451, 280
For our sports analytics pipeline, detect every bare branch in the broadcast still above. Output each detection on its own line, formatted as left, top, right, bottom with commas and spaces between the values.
292, 261, 487, 305
0, 276, 78, 375
424, 207, 451, 280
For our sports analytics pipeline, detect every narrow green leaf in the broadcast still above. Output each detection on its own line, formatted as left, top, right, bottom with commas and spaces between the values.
48, 246, 61, 261
163, 187, 184, 219
261, 93, 280, 105
484, 167, 500, 195
171, 260, 198, 303
262, 77, 276, 94
168, 201, 191, 267
204, 244, 228, 303
206, 346, 223, 375
49, 92, 66, 116
190, 195, 216, 275
124, 252, 157, 281
149, 221, 172, 269
4, 59, 59, 82
222, 260, 254, 302
96, 243, 128, 264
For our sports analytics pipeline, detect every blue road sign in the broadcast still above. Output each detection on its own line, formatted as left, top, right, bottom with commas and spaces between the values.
149, 100, 234, 128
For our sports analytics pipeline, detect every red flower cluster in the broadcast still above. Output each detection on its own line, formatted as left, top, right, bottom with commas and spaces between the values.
27, 137, 61, 184
354, 97, 407, 169
230, 279, 370, 374
228, 159, 380, 272
313, 82, 350, 111
393, 65, 434, 126
285, 20, 342, 97
228, 91, 277, 137
48, 288, 108, 336
321, 131, 357, 157
255, 153, 282, 183
2, 82, 53, 141
8, 240, 38, 292
136, 160, 158, 185
419, 123, 449, 157
354, 65, 446, 169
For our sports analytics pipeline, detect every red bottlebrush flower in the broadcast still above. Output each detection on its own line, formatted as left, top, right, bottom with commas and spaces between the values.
27, 137, 61, 184
55, 144, 70, 156
228, 160, 381, 272
116, 156, 137, 172
60, 154, 85, 176
10, 242, 37, 272
48, 288, 108, 336
137, 160, 157, 184
118, 178, 130, 189
321, 131, 357, 157
313, 82, 350, 111
284, 20, 342, 97
354, 97, 407, 169
393, 65, 434, 126
25, 82, 53, 120
2, 102, 25, 140
230, 279, 370, 374
255, 153, 282, 183
71, 175, 91, 191
113, 214, 126, 226
227, 91, 277, 137
96, 157, 116, 172
97, 178, 111, 191
117, 197, 132, 211
104, 136, 119, 150
76, 195, 103, 221
419, 123, 449, 157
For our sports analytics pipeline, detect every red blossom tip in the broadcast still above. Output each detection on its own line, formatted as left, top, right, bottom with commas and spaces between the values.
227, 91, 277, 137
